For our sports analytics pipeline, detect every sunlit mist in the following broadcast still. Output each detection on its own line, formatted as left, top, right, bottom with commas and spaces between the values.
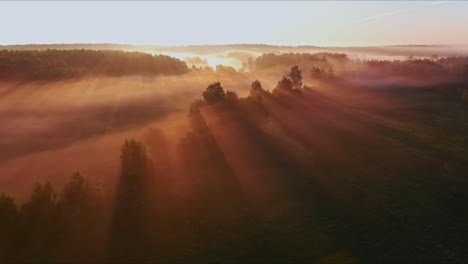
1, 1, 468, 264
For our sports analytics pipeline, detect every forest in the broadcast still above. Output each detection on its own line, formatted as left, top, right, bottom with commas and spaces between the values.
0, 46, 468, 263
0, 49, 188, 80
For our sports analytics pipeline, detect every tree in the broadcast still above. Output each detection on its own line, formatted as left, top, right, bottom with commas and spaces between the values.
0, 193, 20, 260
56, 173, 105, 262
119, 139, 150, 182
311, 66, 322, 78
311, 66, 335, 79
226, 90, 239, 101
61, 172, 92, 209
202, 82, 225, 103
250, 80, 264, 102
23, 182, 57, 219
20, 182, 59, 262
275, 76, 294, 93
109, 139, 154, 262
250, 80, 263, 95
189, 99, 204, 115
288, 65, 303, 89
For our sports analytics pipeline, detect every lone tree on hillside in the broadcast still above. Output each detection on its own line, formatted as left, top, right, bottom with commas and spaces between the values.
202, 82, 225, 103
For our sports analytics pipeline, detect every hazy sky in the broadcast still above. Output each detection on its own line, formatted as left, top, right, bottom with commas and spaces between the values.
1, 1, 467, 46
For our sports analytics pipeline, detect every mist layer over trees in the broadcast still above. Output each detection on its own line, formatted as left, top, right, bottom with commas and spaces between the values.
1, 49, 468, 263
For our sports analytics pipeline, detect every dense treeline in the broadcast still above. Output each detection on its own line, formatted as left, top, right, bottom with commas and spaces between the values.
0, 174, 108, 262
252, 52, 468, 83
1, 66, 468, 263
254, 52, 347, 71
0, 49, 189, 80
357, 56, 468, 80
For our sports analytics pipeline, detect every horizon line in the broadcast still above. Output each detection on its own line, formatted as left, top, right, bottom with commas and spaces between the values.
1, 42, 468, 49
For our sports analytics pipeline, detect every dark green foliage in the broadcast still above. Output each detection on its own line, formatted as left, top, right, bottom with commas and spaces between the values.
202, 82, 226, 103
0, 49, 189, 80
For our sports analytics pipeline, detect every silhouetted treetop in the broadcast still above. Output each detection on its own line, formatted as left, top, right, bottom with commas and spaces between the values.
288, 65, 303, 89
226, 90, 239, 101
202, 82, 226, 103
0, 193, 19, 260
250, 80, 265, 101
250, 80, 263, 94
275, 76, 294, 92
120, 139, 150, 178
23, 182, 57, 214
61, 172, 96, 209
273, 68, 304, 96
0, 193, 19, 231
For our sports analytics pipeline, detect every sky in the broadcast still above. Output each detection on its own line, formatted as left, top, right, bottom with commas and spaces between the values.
0, 1, 467, 47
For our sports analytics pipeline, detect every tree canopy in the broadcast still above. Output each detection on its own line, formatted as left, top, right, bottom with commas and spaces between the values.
0, 49, 189, 80
202, 82, 226, 103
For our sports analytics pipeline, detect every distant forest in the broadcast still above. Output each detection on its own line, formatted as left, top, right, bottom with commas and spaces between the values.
1, 48, 468, 83
0, 49, 189, 80
3, 43, 468, 58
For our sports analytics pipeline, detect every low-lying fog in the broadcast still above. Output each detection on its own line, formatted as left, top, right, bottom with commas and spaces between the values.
152, 44, 468, 70
1, 45, 467, 200
0, 70, 263, 199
